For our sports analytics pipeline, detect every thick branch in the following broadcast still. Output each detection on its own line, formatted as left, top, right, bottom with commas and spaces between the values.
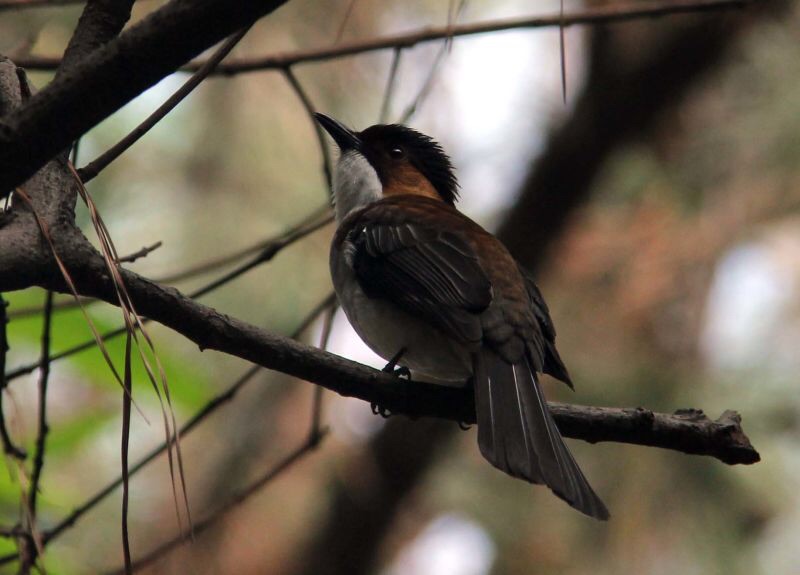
48, 239, 758, 465
57, 0, 135, 79
0, 0, 289, 197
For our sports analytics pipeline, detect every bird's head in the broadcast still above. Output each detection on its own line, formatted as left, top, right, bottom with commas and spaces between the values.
315, 113, 458, 221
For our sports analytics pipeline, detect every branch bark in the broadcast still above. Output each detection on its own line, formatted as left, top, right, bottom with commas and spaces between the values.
57, 0, 135, 79
41, 236, 755, 465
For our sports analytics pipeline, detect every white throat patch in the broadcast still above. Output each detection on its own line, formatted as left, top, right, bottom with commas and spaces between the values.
333, 150, 382, 222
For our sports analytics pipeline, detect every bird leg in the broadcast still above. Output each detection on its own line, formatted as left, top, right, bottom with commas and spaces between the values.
381, 347, 410, 379
371, 347, 410, 418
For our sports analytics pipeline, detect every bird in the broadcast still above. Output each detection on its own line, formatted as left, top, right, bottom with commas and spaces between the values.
315, 112, 609, 520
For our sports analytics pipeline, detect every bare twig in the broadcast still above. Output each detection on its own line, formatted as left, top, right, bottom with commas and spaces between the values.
378, 48, 402, 124
310, 299, 338, 442
334, 0, 358, 44
281, 67, 333, 192
6, 207, 327, 320
78, 26, 252, 183
0, 0, 86, 10
0, 294, 337, 571
186, 212, 332, 300
14, 0, 749, 76
109, 429, 329, 575
157, 205, 330, 284
13, 292, 336, 558
120, 333, 133, 575
118, 241, 163, 264
0, 295, 25, 459
398, 43, 446, 124
27, 290, 53, 517
560, 0, 567, 103
3, 210, 332, 382
397, 0, 466, 124
108, 332, 336, 574
0, 287, 333, 566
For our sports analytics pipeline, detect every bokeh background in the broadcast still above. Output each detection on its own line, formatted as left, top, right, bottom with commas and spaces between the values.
1, 0, 799, 573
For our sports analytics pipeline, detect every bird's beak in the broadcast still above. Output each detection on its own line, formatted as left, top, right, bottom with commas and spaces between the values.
314, 113, 361, 152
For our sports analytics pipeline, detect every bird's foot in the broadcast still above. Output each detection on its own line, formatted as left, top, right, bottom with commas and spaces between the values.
371, 402, 392, 418
457, 421, 472, 431
382, 347, 410, 380
383, 364, 411, 379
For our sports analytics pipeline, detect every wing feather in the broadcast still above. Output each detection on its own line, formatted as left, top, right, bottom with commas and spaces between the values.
351, 220, 492, 343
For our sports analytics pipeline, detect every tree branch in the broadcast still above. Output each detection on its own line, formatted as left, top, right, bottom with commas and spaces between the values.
45, 240, 757, 465
14, 0, 752, 76
0, 0, 290, 197
57, 0, 135, 79
0, 0, 87, 10
0, 295, 25, 459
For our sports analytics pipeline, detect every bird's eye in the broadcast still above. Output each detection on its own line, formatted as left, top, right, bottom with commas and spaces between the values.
389, 147, 405, 159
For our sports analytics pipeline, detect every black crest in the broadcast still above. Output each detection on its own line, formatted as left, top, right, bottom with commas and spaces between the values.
359, 124, 460, 205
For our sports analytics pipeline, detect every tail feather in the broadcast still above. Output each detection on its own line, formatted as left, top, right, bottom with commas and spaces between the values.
474, 349, 609, 520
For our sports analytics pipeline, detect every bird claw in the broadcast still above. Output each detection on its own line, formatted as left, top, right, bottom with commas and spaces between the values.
372, 348, 410, 418
382, 347, 410, 379
383, 364, 411, 379
371, 402, 392, 418
458, 421, 472, 431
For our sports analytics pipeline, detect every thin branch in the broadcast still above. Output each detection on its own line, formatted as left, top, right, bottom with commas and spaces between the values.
27, 290, 53, 517
109, 429, 329, 575
559, 0, 567, 103
397, 0, 465, 124
3, 211, 332, 382
13, 0, 750, 76
309, 299, 338, 442
120, 333, 133, 575
107, 309, 337, 574
281, 67, 333, 193
25, 292, 335, 552
398, 40, 447, 124
185, 212, 332, 300
333, 0, 358, 44
0, 0, 86, 10
157, 205, 331, 285
78, 26, 252, 183
118, 241, 163, 264
0, 295, 336, 569
0, 295, 25, 459
378, 48, 402, 124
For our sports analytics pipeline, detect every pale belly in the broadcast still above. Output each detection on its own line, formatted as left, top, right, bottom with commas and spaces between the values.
335, 271, 474, 387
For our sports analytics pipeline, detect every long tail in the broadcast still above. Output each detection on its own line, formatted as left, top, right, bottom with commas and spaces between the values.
473, 348, 609, 520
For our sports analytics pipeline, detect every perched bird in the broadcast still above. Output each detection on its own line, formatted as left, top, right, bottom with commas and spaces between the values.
316, 113, 609, 520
